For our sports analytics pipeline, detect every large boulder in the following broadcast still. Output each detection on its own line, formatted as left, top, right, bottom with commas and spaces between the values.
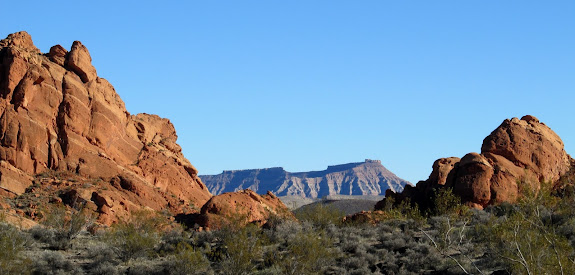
196, 189, 295, 230
380, 115, 573, 210
0, 31, 212, 225
481, 115, 571, 183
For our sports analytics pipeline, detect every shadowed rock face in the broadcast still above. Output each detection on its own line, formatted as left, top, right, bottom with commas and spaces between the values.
201, 159, 410, 198
380, 115, 573, 210
0, 31, 212, 225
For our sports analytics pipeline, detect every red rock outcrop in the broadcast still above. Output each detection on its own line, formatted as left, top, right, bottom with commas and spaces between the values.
195, 189, 295, 230
0, 31, 212, 225
380, 115, 573, 210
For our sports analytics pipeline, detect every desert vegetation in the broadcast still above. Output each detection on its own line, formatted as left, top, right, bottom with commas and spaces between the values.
2, 179, 575, 274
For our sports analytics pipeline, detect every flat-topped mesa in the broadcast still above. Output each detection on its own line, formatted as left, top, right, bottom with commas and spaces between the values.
201, 160, 410, 198
222, 167, 286, 174
0, 31, 212, 225
379, 115, 573, 211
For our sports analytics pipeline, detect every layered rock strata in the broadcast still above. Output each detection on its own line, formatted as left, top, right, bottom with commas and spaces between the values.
0, 31, 212, 224
201, 159, 409, 198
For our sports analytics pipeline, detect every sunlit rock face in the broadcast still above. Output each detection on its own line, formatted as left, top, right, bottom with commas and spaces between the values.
0, 31, 212, 225
380, 115, 572, 210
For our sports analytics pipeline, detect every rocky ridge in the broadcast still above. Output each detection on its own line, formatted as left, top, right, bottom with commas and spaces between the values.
0, 31, 293, 227
0, 31, 213, 225
201, 159, 410, 198
379, 115, 573, 211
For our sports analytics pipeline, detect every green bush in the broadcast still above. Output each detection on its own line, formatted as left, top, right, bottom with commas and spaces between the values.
102, 209, 167, 261
85, 242, 120, 274
0, 222, 32, 274
217, 224, 264, 275
430, 187, 467, 217
481, 181, 575, 274
279, 229, 337, 274
385, 197, 425, 223
169, 243, 213, 275
32, 250, 82, 275
31, 204, 94, 250
487, 212, 575, 274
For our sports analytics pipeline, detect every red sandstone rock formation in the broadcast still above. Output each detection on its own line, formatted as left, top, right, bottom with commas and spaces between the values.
379, 115, 573, 210
0, 31, 212, 225
196, 189, 295, 230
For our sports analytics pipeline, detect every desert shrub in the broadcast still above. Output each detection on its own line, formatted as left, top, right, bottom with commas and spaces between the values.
157, 228, 189, 254
167, 243, 213, 275
384, 197, 426, 224
340, 234, 365, 254
485, 210, 575, 274
217, 224, 264, 275
335, 226, 372, 254
86, 262, 119, 275
265, 219, 309, 244
340, 246, 378, 272
557, 217, 575, 247
486, 201, 517, 217
429, 187, 468, 217
376, 220, 450, 273
0, 222, 32, 274
422, 216, 487, 274
32, 250, 82, 275
262, 213, 287, 229
490, 215, 575, 274
104, 227, 158, 261
466, 180, 575, 274
279, 229, 338, 274
295, 202, 344, 228
250, 265, 283, 275
189, 229, 217, 251
85, 242, 120, 275
125, 259, 168, 275
402, 243, 445, 273
31, 204, 94, 250
29, 226, 71, 250
102, 209, 167, 261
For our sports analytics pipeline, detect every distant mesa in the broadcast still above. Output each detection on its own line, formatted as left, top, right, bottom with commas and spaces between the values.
200, 159, 410, 198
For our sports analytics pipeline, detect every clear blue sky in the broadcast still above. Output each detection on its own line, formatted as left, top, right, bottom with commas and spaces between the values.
2, 1, 574, 184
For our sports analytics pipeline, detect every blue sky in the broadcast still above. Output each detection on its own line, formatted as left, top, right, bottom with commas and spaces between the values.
2, 1, 574, 184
